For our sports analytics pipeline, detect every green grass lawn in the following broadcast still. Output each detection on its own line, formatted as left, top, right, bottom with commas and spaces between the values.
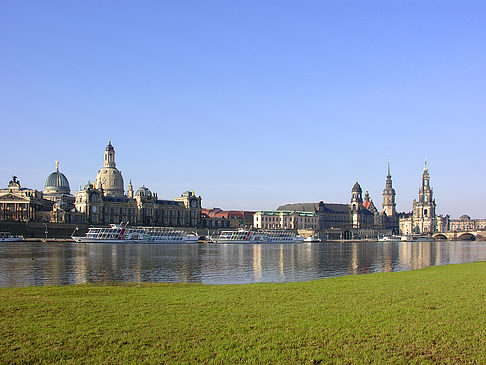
1, 262, 485, 364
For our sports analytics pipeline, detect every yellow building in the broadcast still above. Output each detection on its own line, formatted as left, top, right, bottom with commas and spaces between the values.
74, 141, 202, 227
0, 176, 52, 222
253, 210, 318, 230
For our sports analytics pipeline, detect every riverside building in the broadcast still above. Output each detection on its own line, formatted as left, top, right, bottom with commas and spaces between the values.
449, 215, 486, 232
253, 210, 318, 230
0, 176, 52, 222
277, 166, 401, 239
398, 161, 449, 235
74, 141, 202, 227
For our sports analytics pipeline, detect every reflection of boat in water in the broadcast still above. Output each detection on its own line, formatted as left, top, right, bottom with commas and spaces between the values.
211, 229, 305, 244
400, 235, 435, 242
72, 224, 199, 244
0, 232, 23, 242
377, 235, 402, 242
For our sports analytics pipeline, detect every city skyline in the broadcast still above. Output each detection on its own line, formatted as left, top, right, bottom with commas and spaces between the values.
1, 1, 485, 218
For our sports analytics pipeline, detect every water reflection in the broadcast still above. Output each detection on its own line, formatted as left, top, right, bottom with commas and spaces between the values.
0, 241, 485, 287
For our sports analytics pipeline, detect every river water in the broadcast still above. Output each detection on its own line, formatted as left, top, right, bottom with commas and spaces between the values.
0, 240, 485, 287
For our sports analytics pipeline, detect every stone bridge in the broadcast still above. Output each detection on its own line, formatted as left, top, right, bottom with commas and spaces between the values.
433, 231, 486, 241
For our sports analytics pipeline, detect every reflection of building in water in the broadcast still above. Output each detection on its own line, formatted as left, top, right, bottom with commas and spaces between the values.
381, 243, 394, 272
278, 245, 285, 279
350, 243, 359, 274
399, 242, 412, 270
73, 246, 89, 284
253, 245, 262, 280
400, 242, 433, 271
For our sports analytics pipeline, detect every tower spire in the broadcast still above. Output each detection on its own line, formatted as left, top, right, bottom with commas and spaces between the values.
382, 160, 396, 217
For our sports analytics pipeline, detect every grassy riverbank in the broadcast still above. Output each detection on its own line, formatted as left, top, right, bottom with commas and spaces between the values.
1, 263, 485, 364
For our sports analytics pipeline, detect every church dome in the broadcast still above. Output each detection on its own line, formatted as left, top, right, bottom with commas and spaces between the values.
95, 167, 124, 197
460, 215, 471, 221
135, 186, 152, 198
352, 181, 362, 193
94, 141, 125, 197
44, 163, 70, 195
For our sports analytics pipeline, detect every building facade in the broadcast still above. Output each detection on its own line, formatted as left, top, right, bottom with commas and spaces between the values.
399, 161, 447, 235
201, 208, 255, 229
278, 181, 377, 232
253, 210, 318, 230
0, 176, 53, 222
449, 215, 486, 231
74, 141, 202, 227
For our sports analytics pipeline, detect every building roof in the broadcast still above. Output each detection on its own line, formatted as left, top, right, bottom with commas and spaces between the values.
135, 186, 152, 198
258, 210, 316, 217
44, 171, 70, 194
321, 203, 350, 213
201, 209, 254, 219
277, 203, 319, 212
352, 181, 362, 193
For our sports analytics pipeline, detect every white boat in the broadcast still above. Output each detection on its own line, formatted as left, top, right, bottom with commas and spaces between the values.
0, 232, 23, 242
210, 229, 305, 244
304, 235, 322, 243
72, 225, 199, 244
377, 235, 402, 242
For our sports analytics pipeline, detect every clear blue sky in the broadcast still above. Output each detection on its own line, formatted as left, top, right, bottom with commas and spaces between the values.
1, 1, 485, 218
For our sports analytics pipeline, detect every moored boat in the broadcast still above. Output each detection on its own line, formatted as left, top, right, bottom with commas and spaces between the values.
377, 235, 402, 242
304, 235, 322, 243
210, 228, 305, 244
72, 224, 199, 244
0, 232, 23, 242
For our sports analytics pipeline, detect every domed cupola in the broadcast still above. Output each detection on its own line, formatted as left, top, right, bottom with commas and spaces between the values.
135, 186, 152, 199
94, 140, 125, 197
351, 180, 363, 205
44, 161, 71, 196
352, 181, 362, 193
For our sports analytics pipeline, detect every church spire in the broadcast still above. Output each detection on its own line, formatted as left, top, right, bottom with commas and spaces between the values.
127, 179, 134, 199
382, 160, 396, 217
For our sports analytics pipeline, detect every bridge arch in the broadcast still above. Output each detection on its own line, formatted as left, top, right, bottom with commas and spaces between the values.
457, 232, 476, 241
434, 233, 448, 240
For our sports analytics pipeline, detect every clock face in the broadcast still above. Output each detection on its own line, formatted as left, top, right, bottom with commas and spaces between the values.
190, 199, 198, 208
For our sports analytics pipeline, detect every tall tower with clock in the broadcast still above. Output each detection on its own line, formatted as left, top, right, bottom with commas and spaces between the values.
382, 161, 396, 217
412, 160, 436, 234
